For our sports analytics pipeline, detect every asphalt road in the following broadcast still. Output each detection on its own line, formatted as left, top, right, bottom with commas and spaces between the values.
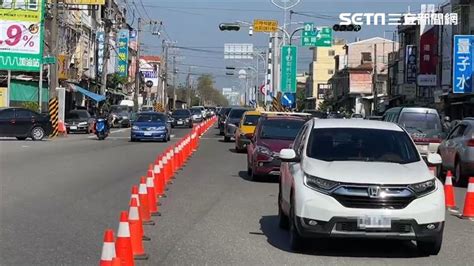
1, 125, 473, 265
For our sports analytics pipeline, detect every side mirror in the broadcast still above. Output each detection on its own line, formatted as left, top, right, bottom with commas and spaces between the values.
427, 153, 442, 165
279, 149, 300, 162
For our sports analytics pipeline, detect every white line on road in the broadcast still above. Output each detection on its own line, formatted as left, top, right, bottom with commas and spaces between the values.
88, 128, 128, 139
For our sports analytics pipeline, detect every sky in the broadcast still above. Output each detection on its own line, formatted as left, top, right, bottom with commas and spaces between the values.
123, 0, 447, 90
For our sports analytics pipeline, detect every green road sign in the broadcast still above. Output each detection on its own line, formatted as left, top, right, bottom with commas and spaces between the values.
42, 56, 56, 65
280, 45, 297, 93
301, 23, 333, 47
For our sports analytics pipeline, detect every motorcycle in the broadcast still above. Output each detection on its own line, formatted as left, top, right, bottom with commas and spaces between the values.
95, 118, 109, 140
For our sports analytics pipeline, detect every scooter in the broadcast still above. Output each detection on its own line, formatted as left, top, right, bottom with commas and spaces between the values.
95, 118, 109, 140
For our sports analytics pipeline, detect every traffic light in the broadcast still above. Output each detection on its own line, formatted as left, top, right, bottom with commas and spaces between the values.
332, 24, 362, 32
219, 23, 240, 31
225, 66, 236, 70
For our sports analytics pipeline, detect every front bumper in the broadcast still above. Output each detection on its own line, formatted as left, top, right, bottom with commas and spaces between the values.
66, 124, 89, 132
173, 120, 191, 127
225, 125, 237, 138
254, 157, 281, 176
131, 130, 167, 140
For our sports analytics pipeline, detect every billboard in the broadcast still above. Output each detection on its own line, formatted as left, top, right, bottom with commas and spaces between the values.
116, 29, 129, 77
453, 35, 474, 94
0, 0, 45, 71
224, 43, 254, 59
96, 31, 105, 77
405, 45, 417, 84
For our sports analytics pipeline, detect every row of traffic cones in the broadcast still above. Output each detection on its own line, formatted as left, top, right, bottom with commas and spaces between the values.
441, 170, 474, 221
99, 117, 217, 265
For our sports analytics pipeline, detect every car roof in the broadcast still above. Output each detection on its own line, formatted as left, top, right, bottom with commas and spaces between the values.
244, 110, 261, 116
137, 111, 165, 115
263, 115, 307, 121
400, 107, 439, 114
312, 119, 403, 132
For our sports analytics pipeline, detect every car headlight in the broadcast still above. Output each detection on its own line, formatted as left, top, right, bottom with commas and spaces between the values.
304, 174, 339, 193
132, 125, 139, 130
156, 126, 166, 131
408, 179, 436, 196
256, 146, 273, 157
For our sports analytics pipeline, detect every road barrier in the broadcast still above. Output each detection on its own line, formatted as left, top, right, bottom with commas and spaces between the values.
48, 97, 59, 138
444, 171, 459, 213
460, 177, 474, 221
97, 116, 217, 263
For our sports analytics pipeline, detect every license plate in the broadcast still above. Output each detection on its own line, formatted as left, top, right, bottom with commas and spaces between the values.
144, 132, 152, 136
357, 216, 391, 229
70, 126, 77, 130
178, 121, 183, 125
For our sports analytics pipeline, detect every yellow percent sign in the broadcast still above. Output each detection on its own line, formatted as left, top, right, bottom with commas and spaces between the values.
253, 20, 278, 33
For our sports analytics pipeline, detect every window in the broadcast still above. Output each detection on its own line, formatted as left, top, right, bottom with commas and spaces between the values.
307, 128, 420, 164
260, 119, 305, 140
328, 50, 335, 56
229, 109, 247, 119
327, 69, 334, 75
293, 124, 309, 156
399, 112, 442, 135
172, 110, 191, 116
0, 109, 15, 119
15, 109, 34, 118
243, 115, 260, 126
136, 114, 167, 122
361, 52, 372, 62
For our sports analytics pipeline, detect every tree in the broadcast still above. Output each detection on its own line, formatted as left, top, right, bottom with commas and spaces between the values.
195, 74, 228, 106
107, 73, 128, 89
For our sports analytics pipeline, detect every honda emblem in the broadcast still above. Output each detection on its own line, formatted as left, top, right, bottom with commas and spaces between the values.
368, 186, 380, 198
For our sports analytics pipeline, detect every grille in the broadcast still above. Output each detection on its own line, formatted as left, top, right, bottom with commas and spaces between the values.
333, 194, 414, 209
335, 221, 412, 233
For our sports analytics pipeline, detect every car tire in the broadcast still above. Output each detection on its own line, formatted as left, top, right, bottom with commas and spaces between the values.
131, 137, 136, 142
30, 126, 45, 141
455, 160, 468, 187
16, 137, 27, 140
417, 229, 443, 255
278, 184, 290, 230
224, 136, 231, 142
289, 195, 306, 252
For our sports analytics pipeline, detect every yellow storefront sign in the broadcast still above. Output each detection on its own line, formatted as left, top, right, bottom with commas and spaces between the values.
58, 54, 68, 80
0, 87, 7, 107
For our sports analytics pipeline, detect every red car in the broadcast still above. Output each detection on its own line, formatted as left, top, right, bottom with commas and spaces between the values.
246, 114, 307, 181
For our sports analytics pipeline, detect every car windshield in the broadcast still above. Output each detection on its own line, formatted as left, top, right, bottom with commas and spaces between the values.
110, 106, 129, 113
136, 114, 167, 122
67, 111, 90, 119
243, 115, 260, 126
229, 109, 247, 119
307, 128, 420, 164
173, 110, 190, 116
191, 109, 201, 114
399, 112, 442, 135
260, 119, 305, 140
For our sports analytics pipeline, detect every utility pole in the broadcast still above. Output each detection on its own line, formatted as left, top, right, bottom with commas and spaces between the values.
49, 0, 59, 99
372, 43, 378, 115
186, 66, 191, 107
162, 40, 169, 109
134, 18, 142, 112
100, 0, 112, 97
172, 55, 177, 110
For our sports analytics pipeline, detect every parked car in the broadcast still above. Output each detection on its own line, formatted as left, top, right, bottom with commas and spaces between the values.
278, 119, 444, 254
437, 118, 474, 186
191, 106, 207, 119
383, 107, 445, 158
171, 109, 193, 128
190, 107, 204, 123
110, 105, 132, 128
65, 109, 95, 134
130, 112, 171, 142
234, 110, 261, 152
140, 105, 154, 112
246, 113, 306, 180
302, 109, 327, 119
0, 107, 52, 140
218, 107, 232, 135
224, 107, 251, 142
351, 113, 364, 119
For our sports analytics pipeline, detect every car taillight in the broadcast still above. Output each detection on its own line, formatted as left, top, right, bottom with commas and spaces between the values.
467, 139, 474, 147
412, 137, 442, 143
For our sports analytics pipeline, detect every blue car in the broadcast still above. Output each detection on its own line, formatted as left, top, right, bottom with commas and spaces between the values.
131, 112, 171, 142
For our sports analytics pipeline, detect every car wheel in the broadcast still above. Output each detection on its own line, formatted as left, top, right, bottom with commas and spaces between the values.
31, 126, 45, 141
16, 137, 27, 140
454, 160, 468, 187
289, 194, 306, 252
278, 184, 290, 230
131, 137, 136, 142
417, 226, 443, 255
224, 136, 231, 142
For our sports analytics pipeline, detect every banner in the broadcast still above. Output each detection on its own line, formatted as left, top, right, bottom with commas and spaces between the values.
453, 35, 474, 94
57, 54, 68, 80
405, 45, 417, 84
116, 29, 129, 77
0, 0, 45, 72
96, 31, 105, 76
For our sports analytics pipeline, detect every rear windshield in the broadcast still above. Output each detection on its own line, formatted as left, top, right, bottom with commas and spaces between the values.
399, 112, 442, 135
307, 128, 420, 164
229, 109, 247, 119
67, 111, 90, 119
136, 114, 167, 122
191, 109, 201, 114
173, 110, 190, 116
243, 115, 260, 126
260, 119, 305, 140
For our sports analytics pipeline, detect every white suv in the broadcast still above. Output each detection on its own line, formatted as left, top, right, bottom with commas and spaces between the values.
279, 119, 445, 255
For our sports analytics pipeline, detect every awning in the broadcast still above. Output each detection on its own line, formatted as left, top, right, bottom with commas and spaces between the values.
69, 84, 106, 102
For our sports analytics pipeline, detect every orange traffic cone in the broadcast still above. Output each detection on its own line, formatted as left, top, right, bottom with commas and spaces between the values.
130, 186, 150, 241
100, 229, 117, 266
153, 158, 163, 197
58, 120, 67, 137
111, 257, 121, 266
460, 177, 474, 221
445, 171, 459, 213
146, 168, 160, 216
115, 211, 134, 266
128, 198, 148, 260
139, 177, 155, 225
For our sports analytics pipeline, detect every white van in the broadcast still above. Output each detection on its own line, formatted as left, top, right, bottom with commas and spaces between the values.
119, 100, 134, 108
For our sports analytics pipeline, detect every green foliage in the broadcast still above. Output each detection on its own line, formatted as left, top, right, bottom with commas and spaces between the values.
107, 73, 128, 89
196, 74, 228, 106
21, 101, 39, 112
317, 98, 336, 112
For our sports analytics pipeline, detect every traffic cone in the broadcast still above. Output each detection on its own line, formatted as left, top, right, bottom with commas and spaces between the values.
128, 198, 148, 260
100, 229, 117, 266
460, 177, 474, 221
154, 158, 164, 197
115, 211, 134, 266
146, 169, 160, 216
139, 177, 155, 225
445, 171, 459, 213
112, 258, 121, 266
130, 186, 150, 241
58, 120, 67, 137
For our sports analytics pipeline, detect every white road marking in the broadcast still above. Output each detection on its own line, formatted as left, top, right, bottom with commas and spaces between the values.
88, 128, 129, 139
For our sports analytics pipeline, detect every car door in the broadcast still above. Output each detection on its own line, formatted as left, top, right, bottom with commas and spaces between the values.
453, 123, 470, 163
0, 109, 16, 136
443, 125, 464, 169
14, 109, 35, 136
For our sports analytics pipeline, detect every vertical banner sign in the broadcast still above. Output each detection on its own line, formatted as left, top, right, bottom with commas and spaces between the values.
405, 45, 417, 84
0, 0, 45, 71
96, 31, 105, 77
116, 29, 129, 77
280, 45, 297, 93
418, 27, 438, 86
453, 35, 474, 94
